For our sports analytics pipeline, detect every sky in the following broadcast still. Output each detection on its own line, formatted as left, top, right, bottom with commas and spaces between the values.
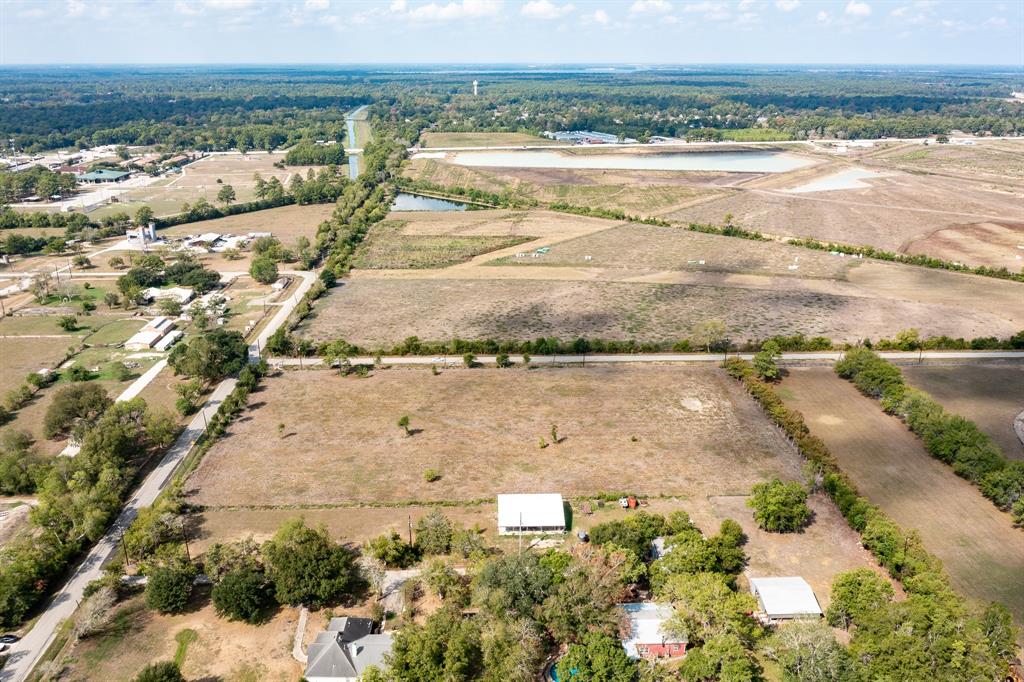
0, 0, 1021, 66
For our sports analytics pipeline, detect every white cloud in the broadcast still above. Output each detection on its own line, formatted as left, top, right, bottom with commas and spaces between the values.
736, 11, 758, 23
774, 0, 799, 11
521, 0, 573, 19
18, 7, 46, 19
390, 0, 408, 10
738, 0, 755, 8
402, 0, 503, 22
630, 0, 672, 14
844, 0, 871, 17
174, 0, 200, 15
816, 9, 830, 23
681, 1, 729, 19
305, 0, 330, 10
592, 8, 609, 23
983, 16, 1007, 27
204, 0, 256, 9
66, 0, 86, 16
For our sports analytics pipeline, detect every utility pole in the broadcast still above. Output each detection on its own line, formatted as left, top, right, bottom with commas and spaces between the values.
408, 514, 413, 545
181, 525, 191, 563
119, 530, 131, 569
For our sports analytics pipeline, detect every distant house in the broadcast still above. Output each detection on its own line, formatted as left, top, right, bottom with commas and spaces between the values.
305, 617, 393, 682
162, 154, 193, 168
125, 316, 178, 351
496, 493, 566, 535
75, 169, 130, 184
749, 576, 823, 621
621, 603, 687, 661
142, 287, 194, 305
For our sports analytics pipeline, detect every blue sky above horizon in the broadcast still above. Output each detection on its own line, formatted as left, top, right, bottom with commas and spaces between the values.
0, 0, 1021, 66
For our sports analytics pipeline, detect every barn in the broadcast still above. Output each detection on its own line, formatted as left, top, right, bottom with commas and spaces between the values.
496, 493, 566, 535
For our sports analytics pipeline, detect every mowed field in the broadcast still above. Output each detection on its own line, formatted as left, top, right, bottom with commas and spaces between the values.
779, 368, 1024, 624
405, 157, 730, 216
0, 335, 73, 393
299, 208, 1024, 347
89, 153, 320, 219
188, 366, 803, 506
902, 364, 1024, 460
419, 131, 561, 148
159, 202, 335, 242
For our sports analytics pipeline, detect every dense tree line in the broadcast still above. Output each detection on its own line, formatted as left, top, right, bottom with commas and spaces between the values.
835, 348, 1024, 524
0, 167, 77, 203
283, 141, 345, 166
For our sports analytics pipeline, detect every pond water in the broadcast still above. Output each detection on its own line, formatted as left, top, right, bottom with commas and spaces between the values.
440, 149, 813, 173
390, 192, 468, 211
785, 167, 886, 193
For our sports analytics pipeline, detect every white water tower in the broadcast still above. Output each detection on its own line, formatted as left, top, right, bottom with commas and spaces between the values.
473, 80, 479, 96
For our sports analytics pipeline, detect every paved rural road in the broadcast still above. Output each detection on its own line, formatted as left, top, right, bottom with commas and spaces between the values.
0, 270, 316, 682
271, 350, 1024, 368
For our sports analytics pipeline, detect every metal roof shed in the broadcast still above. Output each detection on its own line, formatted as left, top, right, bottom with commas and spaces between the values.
749, 576, 823, 620
497, 493, 565, 535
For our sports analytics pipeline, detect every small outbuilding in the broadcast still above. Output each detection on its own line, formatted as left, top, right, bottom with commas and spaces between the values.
749, 576, 823, 621
497, 493, 565, 535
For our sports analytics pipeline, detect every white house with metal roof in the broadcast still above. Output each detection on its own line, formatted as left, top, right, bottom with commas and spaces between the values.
496, 493, 566, 535
748, 576, 823, 621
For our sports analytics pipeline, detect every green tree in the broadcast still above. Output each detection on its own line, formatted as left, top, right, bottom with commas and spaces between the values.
747, 478, 811, 532
216, 184, 236, 207
657, 572, 761, 645
145, 564, 196, 614
367, 531, 419, 568
57, 315, 78, 331
134, 205, 154, 226
212, 566, 273, 623
752, 340, 782, 381
556, 631, 637, 682
133, 662, 185, 682
691, 319, 727, 353
388, 606, 482, 681
415, 509, 453, 555
168, 329, 249, 383
397, 414, 411, 436
263, 518, 358, 607
249, 255, 279, 284
762, 619, 857, 682
825, 568, 894, 628
43, 383, 112, 439
473, 552, 554, 620
678, 633, 761, 682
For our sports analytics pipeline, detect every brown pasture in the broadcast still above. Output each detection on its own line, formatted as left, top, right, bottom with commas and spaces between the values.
186, 366, 804, 507
902, 364, 1024, 460
779, 367, 1024, 625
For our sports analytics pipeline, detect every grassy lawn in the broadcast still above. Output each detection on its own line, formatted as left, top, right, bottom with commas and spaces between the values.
83, 318, 148, 346
419, 132, 560, 148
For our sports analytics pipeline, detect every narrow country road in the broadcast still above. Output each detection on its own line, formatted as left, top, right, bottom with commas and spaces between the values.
0, 270, 316, 682
270, 349, 1024, 368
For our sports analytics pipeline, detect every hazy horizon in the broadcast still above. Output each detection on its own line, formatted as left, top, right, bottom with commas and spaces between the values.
1, 0, 1020, 66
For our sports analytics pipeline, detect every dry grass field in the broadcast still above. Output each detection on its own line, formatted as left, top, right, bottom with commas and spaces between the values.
88, 153, 320, 219
779, 367, 1024, 624
300, 207, 1024, 347
63, 593, 300, 682
872, 141, 1024, 181
302, 275, 1019, 347
187, 366, 804, 507
902, 364, 1024, 460
419, 131, 561, 148
159, 202, 335, 242
405, 157, 729, 216
0, 336, 74, 393
353, 218, 533, 269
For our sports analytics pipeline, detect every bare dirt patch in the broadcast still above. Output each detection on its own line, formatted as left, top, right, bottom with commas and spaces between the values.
903, 220, 1024, 270
779, 367, 1024, 625
187, 366, 803, 507
63, 593, 300, 682
902, 364, 1024, 460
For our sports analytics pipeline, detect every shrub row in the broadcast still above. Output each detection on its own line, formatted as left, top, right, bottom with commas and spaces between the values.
547, 202, 671, 226
267, 330, 1024, 359
153, 194, 296, 230
835, 348, 1024, 524
394, 176, 537, 209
